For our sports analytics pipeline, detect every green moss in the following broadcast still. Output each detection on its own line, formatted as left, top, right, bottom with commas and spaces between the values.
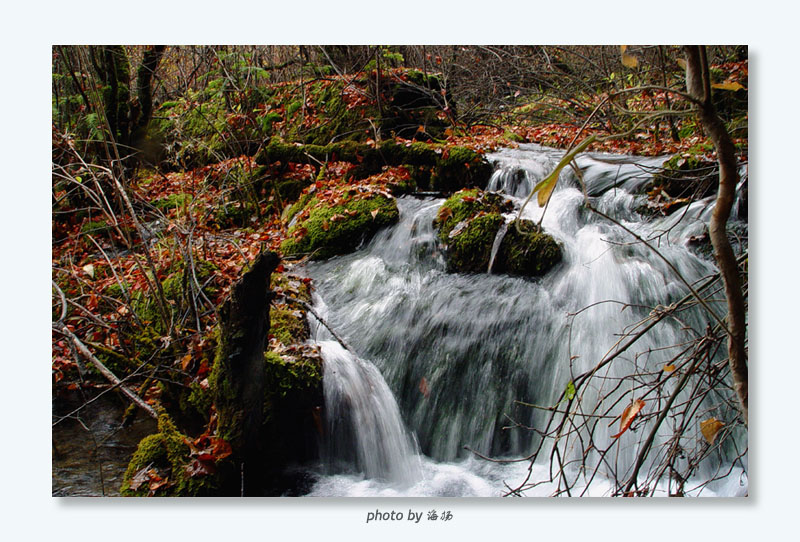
152, 192, 192, 212
281, 192, 399, 260
435, 189, 510, 242
503, 130, 524, 143
495, 223, 563, 277
445, 213, 504, 273
185, 381, 213, 418
434, 189, 561, 276
80, 219, 109, 235
121, 413, 222, 497
270, 304, 309, 345
264, 350, 322, 402
282, 191, 316, 223
90, 342, 136, 375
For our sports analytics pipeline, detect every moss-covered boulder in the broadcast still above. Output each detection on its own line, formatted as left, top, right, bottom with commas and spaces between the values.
493, 222, 563, 277
254, 139, 492, 194
281, 186, 399, 260
121, 413, 226, 496
434, 189, 562, 276
261, 348, 323, 492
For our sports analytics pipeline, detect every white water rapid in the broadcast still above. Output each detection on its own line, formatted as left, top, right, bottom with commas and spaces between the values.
301, 143, 747, 497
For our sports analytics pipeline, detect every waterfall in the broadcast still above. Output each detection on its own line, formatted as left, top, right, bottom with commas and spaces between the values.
303, 144, 747, 497
318, 340, 422, 484
487, 219, 509, 274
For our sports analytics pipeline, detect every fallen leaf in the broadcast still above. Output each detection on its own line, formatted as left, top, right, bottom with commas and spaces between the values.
612, 399, 646, 438
370, 209, 379, 219
184, 458, 216, 477
437, 206, 453, 222
180, 353, 193, 371
663, 364, 676, 373
82, 264, 95, 278
711, 81, 745, 91
700, 418, 725, 444
129, 466, 154, 491
419, 377, 430, 398
620, 46, 639, 68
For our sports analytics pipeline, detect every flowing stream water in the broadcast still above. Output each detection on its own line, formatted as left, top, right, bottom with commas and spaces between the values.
301, 144, 747, 497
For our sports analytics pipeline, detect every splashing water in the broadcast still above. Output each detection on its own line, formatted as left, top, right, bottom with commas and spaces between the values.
302, 144, 747, 497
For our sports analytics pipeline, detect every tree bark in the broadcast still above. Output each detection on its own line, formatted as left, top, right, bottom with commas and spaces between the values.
213, 251, 281, 495
684, 46, 748, 423
132, 45, 166, 145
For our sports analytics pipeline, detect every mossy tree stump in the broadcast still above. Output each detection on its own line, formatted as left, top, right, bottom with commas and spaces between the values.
210, 250, 280, 495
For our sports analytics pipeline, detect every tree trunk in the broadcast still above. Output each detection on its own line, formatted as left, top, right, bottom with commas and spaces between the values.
213, 251, 281, 495
132, 45, 166, 145
684, 46, 748, 423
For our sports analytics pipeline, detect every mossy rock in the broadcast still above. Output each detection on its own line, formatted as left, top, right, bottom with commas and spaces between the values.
121, 414, 225, 496
434, 189, 562, 277
434, 189, 512, 241
444, 213, 505, 273
644, 147, 718, 205
280, 190, 399, 260
493, 222, 563, 277
256, 138, 492, 193
430, 146, 495, 192
261, 349, 324, 478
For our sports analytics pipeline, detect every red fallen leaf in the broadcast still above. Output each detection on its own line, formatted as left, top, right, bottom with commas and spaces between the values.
612, 399, 646, 438
419, 377, 430, 398
148, 476, 171, 495
184, 458, 216, 477
461, 196, 475, 203
128, 466, 152, 491
275, 264, 285, 273
211, 437, 232, 460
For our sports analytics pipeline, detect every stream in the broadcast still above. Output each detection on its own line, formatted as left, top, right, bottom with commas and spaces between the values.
302, 144, 748, 497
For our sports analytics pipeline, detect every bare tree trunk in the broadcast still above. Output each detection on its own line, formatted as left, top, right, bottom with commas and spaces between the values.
132, 45, 166, 145
684, 45, 748, 423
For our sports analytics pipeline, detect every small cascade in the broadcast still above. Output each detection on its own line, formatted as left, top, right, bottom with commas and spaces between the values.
319, 340, 422, 484
487, 219, 510, 274
302, 144, 747, 497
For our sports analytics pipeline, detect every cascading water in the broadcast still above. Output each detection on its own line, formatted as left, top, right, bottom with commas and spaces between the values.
302, 143, 747, 497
